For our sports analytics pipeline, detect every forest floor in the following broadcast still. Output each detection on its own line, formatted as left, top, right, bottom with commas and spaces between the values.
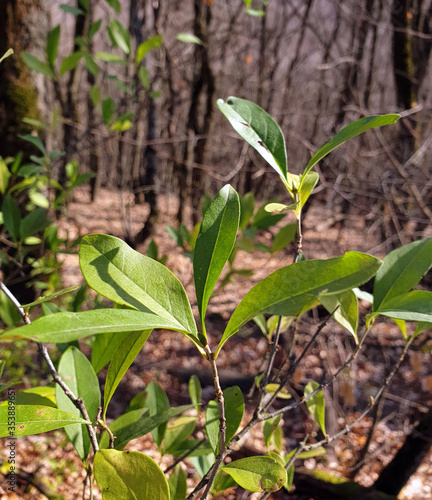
1, 187, 432, 500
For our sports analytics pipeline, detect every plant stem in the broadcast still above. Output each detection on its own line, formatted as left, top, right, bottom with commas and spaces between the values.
0, 280, 99, 454
200, 344, 226, 500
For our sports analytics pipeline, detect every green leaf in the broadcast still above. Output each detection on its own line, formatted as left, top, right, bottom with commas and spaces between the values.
142, 381, 170, 447
264, 383, 292, 399
29, 191, 49, 208
0, 48, 13, 63
18, 134, 46, 155
95, 52, 127, 65
239, 192, 255, 230
373, 238, 432, 311
253, 201, 285, 229
60, 51, 84, 75
194, 185, 240, 331
304, 381, 326, 435
84, 54, 99, 77
101, 97, 115, 126
79, 234, 200, 348
265, 202, 298, 213
56, 346, 100, 460
168, 465, 187, 500
246, 8, 265, 16
205, 386, 244, 454
104, 0, 121, 14
21, 285, 79, 309
297, 171, 319, 213
263, 415, 283, 453
94, 449, 169, 500
0, 309, 184, 343
272, 223, 297, 253
176, 33, 203, 45
2, 193, 21, 242
0, 156, 11, 194
89, 19, 102, 40
46, 25, 60, 67
91, 331, 129, 373
414, 322, 432, 338
221, 456, 287, 493
188, 374, 201, 414
217, 252, 382, 356
0, 406, 89, 437
103, 330, 151, 418
374, 291, 432, 323
99, 405, 193, 450
59, 4, 84, 15
320, 289, 358, 343
108, 20, 131, 54
11, 386, 56, 408
217, 97, 288, 184
163, 415, 196, 454
136, 35, 163, 66
21, 52, 54, 78
20, 207, 49, 240
302, 114, 400, 180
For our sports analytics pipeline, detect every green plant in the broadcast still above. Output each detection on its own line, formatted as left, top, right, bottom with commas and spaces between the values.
1, 98, 431, 500
167, 191, 296, 286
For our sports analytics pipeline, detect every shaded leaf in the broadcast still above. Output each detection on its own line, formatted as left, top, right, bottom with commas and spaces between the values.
21, 52, 54, 78
91, 331, 129, 373
99, 405, 193, 450
60, 51, 84, 75
168, 465, 188, 500
374, 290, 432, 323
56, 346, 100, 460
2, 194, 21, 242
103, 330, 151, 418
46, 25, 60, 67
304, 381, 326, 435
320, 289, 358, 342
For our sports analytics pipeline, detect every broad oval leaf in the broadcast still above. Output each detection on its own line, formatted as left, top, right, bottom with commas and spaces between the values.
56, 346, 100, 461
297, 171, 319, 214
142, 381, 170, 447
374, 290, 432, 323
163, 415, 196, 454
217, 252, 381, 356
94, 449, 169, 500
103, 330, 152, 419
217, 97, 288, 183
194, 185, 240, 331
302, 114, 400, 180
0, 405, 89, 437
221, 456, 287, 493
304, 381, 326, 435
79, 234, 200, 347
373, 237, 432, 311
176, 32, 203, 45
0, 309, 185, 344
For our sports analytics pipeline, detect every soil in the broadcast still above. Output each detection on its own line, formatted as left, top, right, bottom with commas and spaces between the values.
1, 187, 431, 500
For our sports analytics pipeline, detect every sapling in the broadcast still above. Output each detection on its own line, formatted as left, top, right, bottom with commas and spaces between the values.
1, 98, 432, 500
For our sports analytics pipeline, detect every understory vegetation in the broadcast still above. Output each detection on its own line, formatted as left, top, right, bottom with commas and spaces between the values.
1, 1, 432, 499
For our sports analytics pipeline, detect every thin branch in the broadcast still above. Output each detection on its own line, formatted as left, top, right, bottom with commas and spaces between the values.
0, 280, 99, 454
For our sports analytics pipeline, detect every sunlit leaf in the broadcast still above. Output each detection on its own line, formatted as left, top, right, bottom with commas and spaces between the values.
94, 449, 169, 500
221, 456, 287, 493
194, 185, 240, 332
217, 97, 288, 184
0, 406, 89, 437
